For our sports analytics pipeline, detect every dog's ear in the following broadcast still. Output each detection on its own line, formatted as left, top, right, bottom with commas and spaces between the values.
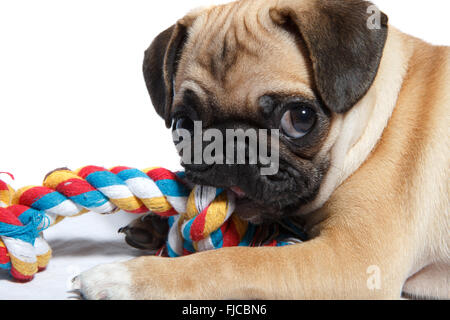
270, 0, 388, 113
143, 22, 188, 128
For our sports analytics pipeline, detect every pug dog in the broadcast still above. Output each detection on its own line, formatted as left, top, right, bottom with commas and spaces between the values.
74, 0, 449, 300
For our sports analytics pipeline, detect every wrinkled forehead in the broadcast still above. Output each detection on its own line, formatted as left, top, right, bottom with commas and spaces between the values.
173, 0, 315, 118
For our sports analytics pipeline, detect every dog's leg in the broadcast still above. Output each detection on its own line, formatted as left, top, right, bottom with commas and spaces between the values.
74, 217, 411, 300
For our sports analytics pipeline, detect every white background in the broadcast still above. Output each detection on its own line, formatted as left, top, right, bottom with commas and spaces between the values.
0, 0, 449, 299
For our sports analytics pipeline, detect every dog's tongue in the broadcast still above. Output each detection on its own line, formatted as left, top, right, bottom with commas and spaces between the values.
230, 186, 246, 199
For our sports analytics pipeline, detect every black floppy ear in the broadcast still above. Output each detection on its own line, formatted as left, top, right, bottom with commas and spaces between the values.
143, 23, 188, 128
270, 0, 388, 113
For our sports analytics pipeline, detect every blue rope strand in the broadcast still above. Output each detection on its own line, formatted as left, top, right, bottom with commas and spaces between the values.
0, 209, 46, 245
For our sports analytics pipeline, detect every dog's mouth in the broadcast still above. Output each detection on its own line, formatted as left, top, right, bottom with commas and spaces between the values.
228, 186, 264, 223
184, 164, 313, 225
228, 186, 267, 224
229, 186, 247, 199
229, 185, 300, 224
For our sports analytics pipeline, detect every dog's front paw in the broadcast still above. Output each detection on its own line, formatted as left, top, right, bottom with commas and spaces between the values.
72, 262, 134, 300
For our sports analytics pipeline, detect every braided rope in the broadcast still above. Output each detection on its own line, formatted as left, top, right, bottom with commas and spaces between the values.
0, 166, 305, 282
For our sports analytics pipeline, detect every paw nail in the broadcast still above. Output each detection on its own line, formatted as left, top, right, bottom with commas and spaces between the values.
71, 276, 81, 290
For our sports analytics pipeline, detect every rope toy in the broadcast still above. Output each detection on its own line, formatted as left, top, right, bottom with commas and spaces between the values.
0, 166, 306, 282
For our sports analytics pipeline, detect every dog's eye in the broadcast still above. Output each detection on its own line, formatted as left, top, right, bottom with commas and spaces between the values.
280, 106, 317, 139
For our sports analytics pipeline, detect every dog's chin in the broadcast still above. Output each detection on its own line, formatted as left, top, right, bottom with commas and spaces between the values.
184, 164, 314, 225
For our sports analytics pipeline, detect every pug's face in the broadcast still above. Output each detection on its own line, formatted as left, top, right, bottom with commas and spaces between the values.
143, 0, 388, 223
